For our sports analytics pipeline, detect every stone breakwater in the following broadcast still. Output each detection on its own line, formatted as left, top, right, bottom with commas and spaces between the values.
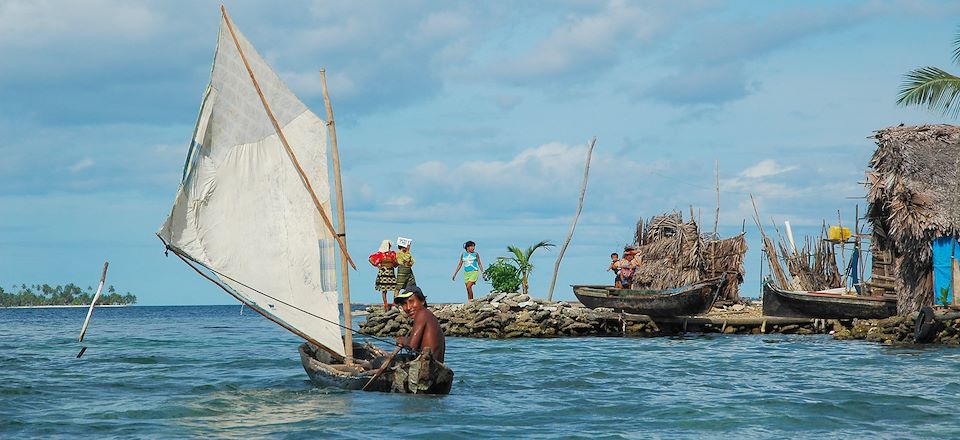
358, 291, 846, 338
832, 314, 960, 345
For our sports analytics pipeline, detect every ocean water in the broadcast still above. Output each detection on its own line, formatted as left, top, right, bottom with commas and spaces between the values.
2, 305, 960, 439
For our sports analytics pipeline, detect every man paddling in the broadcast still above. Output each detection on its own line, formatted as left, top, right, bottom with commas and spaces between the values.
394, 286, 445, 363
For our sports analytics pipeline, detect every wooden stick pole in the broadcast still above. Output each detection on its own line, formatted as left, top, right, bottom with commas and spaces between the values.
547, 137, 596, 301
713, 160, 720, 239
220, 6, 356, 271
319, 68, 353, 361
78, 261, 108, 342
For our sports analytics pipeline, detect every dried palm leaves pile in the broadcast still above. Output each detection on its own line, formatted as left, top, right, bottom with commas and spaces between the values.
628, 211, 746, 301
867, 124, 960, 314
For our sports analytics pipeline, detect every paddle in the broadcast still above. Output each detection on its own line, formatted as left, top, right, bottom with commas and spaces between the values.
362, 347, 402, 391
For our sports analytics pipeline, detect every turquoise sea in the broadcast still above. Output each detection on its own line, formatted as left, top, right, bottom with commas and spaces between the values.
2, 305, 960, 438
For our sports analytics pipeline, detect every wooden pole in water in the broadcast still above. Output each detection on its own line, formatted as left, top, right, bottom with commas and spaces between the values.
319, 68, 353, 362
79, 261, 109, 342
220, 5, 357, 271
547, 137, 596, 301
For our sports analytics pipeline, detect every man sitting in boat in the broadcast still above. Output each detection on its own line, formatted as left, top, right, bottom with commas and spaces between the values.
393, 286, 445, 363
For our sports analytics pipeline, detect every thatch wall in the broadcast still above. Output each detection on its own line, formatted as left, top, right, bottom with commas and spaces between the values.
866, 124, 960, 314
628, 212, 746, 301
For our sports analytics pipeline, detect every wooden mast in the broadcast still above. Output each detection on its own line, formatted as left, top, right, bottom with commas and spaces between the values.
220, 5, 357, 271
319, 68, 353, 361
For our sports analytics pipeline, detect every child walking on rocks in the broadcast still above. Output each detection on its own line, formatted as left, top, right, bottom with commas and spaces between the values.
452, 240, 484, 301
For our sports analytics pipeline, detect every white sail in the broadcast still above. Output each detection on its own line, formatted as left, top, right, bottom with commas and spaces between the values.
159, 16, 344, 357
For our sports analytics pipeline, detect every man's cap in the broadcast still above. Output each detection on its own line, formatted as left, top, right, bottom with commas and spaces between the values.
394, 285, 425, 304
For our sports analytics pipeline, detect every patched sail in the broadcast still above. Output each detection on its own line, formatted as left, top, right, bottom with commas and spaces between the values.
159, 15, 344, 356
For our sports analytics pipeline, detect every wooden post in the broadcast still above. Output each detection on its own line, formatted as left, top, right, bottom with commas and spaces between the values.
78, 261, 109, 342
713, 160, 720, 239
547, 137, 596, 301
220, 6, 356, 271
319, 68, 353, 361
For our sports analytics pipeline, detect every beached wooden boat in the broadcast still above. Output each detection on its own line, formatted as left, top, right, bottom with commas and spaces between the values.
299, 342, 453, 394
158, 7, 453, 394
572, 276, 725, 316
762, 282, 897, 319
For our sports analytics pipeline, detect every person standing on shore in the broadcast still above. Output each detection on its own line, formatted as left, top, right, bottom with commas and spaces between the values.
369, 240, 398, 310
396, 241, 416, 292
452, 240, 484, 301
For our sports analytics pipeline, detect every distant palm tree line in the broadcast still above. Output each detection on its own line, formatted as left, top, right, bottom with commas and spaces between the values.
897, 27, 960, 117
0, 283, 136, 307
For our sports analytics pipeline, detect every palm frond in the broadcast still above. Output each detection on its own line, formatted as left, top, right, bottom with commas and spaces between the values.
896, 66, 960, 118
953, 26, 960, 65
506, 245, 526, 266
524, 240, 555, 259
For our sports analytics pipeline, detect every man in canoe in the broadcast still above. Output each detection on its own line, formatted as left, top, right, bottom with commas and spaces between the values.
394, 285, 445, 363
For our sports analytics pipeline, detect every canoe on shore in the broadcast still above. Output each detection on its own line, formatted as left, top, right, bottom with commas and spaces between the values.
572, 276, 726, 317
299, 342, 454, 394
761, 282, 897, 319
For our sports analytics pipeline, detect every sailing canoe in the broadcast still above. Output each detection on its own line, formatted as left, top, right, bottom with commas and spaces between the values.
762, 282, 897, 319
299, 342, 454, 394
572, 276, 726, 316
158, 7, 454, 394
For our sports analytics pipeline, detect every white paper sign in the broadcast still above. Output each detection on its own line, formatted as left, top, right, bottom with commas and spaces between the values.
397, 237, 412, 248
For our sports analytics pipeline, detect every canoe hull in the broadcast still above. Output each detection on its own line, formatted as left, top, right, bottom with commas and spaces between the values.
299, 342, 454, 395
572, 277, 725, 316
761, 283, 897, 319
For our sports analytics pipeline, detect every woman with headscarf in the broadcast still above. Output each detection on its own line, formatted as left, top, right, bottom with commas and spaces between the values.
369, 240, 398, 310
395, 241, 416, 292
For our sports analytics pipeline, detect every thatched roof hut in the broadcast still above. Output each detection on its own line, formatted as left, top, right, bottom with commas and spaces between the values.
866, 124, 960, 314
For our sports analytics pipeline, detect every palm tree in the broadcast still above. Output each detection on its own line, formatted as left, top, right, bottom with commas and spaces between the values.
506, 240, 555, 296
897, 28, 960, 117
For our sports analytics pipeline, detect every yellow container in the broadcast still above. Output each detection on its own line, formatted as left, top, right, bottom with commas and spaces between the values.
828, 226, 852, 242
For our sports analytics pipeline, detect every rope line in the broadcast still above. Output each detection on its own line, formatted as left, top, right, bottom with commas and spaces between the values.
166, 244, 395, 346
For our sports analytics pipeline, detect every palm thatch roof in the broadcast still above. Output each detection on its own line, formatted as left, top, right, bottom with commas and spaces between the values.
866, 124, 960, 314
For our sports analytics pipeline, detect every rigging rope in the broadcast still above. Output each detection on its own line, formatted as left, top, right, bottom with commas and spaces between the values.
165, 244, 395, 347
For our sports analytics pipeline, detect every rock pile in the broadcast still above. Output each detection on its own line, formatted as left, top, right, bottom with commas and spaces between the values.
358, 291, 623, 338
358, 291, 838, 339
832, 314, 960, 345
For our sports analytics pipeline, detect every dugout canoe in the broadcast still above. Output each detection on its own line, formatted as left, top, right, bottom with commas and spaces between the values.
299, 342, 454, 394
761, 282, 897, 319
572, 276, 726, 316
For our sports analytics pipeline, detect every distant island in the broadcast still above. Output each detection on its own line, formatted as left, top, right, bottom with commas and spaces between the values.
1, 283, 136, 307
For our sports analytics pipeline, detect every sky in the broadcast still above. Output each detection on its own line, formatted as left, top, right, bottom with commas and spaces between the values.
1, 0, 958, 306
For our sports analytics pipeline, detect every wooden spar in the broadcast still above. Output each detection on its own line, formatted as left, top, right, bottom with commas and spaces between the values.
362, 347, 401, 391
319, 68, 353, 361
78, 261, 109, 342
219, 6, 356, 271
547, 137, 596, 301
166, 240, 345, 361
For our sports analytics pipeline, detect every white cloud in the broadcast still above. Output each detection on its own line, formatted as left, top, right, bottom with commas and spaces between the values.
68, 158, 94, 173
489, 0, 661, 82
739, 159, 796, 179
0, 0, 160, 49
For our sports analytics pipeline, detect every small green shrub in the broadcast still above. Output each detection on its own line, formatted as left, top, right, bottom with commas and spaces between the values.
483, 258, 521, 293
